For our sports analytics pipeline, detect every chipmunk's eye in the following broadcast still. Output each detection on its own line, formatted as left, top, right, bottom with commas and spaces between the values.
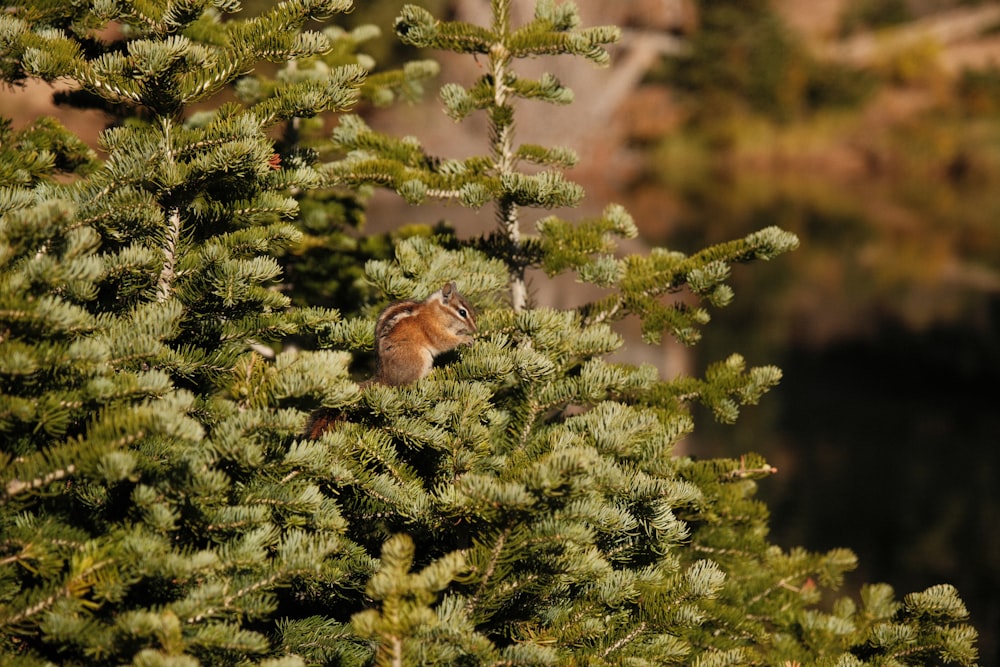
458, 309, 467, 318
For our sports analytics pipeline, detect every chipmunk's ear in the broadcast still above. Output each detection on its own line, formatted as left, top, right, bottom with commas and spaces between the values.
441, 281, 456, 296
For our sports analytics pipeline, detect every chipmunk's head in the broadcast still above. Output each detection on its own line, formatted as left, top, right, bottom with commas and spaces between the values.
430, 282, 477, 335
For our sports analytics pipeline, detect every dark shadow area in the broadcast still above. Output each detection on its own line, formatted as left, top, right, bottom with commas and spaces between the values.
747, 306, 1000, 664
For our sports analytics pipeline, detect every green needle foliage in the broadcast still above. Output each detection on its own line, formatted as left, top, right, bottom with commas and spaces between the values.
0, 0, 979, 666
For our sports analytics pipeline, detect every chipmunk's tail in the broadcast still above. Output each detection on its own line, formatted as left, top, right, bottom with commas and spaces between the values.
305, 379, 377, 439
303, 408, 344, 439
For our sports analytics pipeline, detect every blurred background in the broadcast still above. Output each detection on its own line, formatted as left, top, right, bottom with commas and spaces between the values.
359, 1, 1000, 662
3, 0, 998, 662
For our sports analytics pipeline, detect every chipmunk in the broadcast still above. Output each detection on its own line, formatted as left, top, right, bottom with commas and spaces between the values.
305, 282, 477, 439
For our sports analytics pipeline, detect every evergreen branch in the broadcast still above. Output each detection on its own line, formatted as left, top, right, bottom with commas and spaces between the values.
253, 66, 367, 127
324, 157, 492, 206
513, 392, 541, 452
182, 58, 244, 103
484, 572, 541, 610
724, 456, 779, 481
352, 428, 421, 489
689, 543, 757, 559
119, 3, 168, 33
0, 557, 115, 630
3, 464, 77, 505
601, 621, 648, 659
423, 187, 466, 200
172, 134, 238, 160
243, 0, 354, 37
0, 299, 96, 336
466, 526, 510, 618
184, 571, 291, 624
394, 5, 495, 54
155, 208, 182, 302
746, 567, 821, 607
579, 226, 799, 342
507, 26, 621, 64
514, 143, 578, 168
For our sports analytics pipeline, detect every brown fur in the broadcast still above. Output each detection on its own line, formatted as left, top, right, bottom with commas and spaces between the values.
304, 282, 476, 439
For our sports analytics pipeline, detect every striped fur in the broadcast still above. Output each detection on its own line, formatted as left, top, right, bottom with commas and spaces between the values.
305, 282, 476, 438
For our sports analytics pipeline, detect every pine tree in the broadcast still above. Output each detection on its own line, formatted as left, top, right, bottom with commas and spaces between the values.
0, 1, 980, 667
0, 1, 374, 663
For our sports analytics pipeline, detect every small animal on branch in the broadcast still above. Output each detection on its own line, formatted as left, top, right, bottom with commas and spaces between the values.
305, 282, 477, 439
